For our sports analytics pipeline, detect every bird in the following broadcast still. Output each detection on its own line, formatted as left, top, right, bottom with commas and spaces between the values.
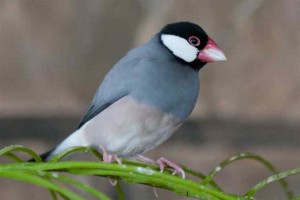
33, 21, 226, 178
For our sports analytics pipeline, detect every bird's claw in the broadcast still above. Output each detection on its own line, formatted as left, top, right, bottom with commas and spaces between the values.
101, 147, 122, 164
157, 157, 185, 179
100, 147, 122, 185
136, 155, 185, 179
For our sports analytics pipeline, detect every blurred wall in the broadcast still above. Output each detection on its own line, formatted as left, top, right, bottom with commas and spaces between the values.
0, 0, 299, 123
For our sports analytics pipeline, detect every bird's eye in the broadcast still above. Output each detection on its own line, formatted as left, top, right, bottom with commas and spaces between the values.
188, 36, 200, 46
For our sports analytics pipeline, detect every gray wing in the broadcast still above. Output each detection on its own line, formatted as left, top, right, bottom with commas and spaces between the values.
77, 94, 127, 129
76, 54, 139, 129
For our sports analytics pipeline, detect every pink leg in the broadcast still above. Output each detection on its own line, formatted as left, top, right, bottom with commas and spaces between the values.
136, 154, 157, 165
136, 155, 185, 179
157, 157, 185, 179
100, 147, 122, 185
101, 147, 122, 164
112, 155, 122, 164
101, 148, 111, 162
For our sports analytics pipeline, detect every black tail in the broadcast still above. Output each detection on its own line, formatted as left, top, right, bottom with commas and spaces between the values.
27, 149, 54, 162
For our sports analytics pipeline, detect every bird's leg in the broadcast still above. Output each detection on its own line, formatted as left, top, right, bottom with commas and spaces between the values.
136, 155, 185, 179
100, 147, 122, 185
157, 157, 185, 179
136, 154, 157, 165
112, 155, 122, 164
101, 147, 122, 164
101, 147, 111, 162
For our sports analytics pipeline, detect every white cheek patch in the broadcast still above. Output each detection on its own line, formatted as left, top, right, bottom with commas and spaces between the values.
161, 34, 198, 62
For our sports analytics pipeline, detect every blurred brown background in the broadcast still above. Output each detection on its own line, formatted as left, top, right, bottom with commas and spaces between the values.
0, 0, 299, 200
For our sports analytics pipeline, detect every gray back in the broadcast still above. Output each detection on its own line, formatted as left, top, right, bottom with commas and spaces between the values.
83, 34, 200, 127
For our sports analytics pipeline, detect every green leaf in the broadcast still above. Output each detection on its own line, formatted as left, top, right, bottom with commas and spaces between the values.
0, 145, 42, 162
0, 170, 85, 200
201, 152, 294, 199
0, 145, 298, 200
245, 167, 300, 197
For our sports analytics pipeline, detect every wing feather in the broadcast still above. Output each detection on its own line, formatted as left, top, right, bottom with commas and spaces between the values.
77, 94, 127, 129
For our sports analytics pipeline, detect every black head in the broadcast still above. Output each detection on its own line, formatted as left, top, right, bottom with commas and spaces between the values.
159, 22, 226, 70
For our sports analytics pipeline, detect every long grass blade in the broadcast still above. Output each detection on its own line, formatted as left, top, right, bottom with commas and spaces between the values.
4, 152, 25, 163
0, 145, 297, 200
245, 167, 300, 197
115, 181, 125, 200
2, 161, 248, 200
0, 145, 42, 162
201, 152, 294, 199
0, 170, 85, 200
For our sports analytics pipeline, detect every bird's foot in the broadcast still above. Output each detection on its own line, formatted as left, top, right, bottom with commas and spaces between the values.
100, 147, 122, 185
101, 147, 122, 164
136, 155, 185, 179
136, 154, 157, 165
157, 157, 185, 179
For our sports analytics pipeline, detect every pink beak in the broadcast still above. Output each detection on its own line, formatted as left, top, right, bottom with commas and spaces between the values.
197, 38, 226, 63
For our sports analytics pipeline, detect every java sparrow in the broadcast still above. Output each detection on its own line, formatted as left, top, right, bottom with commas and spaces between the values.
37, 22, 226, 178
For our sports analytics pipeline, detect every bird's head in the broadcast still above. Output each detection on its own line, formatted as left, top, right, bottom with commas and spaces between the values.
160, 22, 226, 69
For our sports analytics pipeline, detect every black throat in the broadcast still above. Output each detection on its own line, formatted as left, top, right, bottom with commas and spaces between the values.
190, 59, 207, 71
172, 54, 207, 71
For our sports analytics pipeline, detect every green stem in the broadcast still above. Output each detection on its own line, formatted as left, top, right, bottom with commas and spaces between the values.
0, 170, 85, 200
5, 152, 25, 163
115, 181, 125, 200
182, 166, 222, 191
0, 145, 42, 162
50, 146, 223, 192
49, 190, 59, 200
2, 162, 247, 200
201, 152, 294, 199
50, 173, 111, 200
245, 167, 300, 197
